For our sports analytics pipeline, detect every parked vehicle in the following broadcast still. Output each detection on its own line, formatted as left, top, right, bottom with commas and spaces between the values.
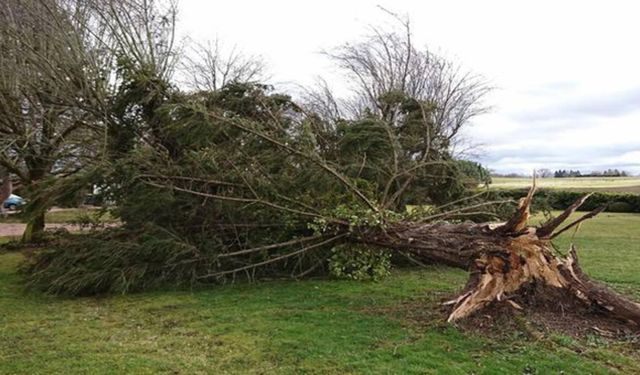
3, 194, 25, 210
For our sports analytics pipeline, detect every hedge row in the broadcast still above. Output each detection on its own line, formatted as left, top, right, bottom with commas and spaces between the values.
492, 189, 640, 213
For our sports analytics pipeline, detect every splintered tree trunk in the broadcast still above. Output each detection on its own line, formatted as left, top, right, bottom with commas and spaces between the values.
359, 188, 640, 326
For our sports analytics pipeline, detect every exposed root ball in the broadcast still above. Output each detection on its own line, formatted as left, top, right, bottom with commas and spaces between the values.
363, 186, 640, 328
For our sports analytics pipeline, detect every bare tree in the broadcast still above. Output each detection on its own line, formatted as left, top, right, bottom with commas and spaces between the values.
313, 11, 491, 154
300, 78, 347, 124
88, 0, 179, 81
537, 168, 553, 178
297, 12, 494, 210
0, 0, 180, 241
0, 0, 107, 240
182, 39, 267, 91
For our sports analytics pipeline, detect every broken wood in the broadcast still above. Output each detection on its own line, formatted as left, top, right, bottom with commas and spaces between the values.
358, 185, 640, 327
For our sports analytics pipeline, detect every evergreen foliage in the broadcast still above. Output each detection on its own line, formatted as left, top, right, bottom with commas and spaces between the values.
17, 2, 497, 295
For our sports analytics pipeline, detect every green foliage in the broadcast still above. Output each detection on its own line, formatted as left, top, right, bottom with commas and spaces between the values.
20, 229, 209, 296
456, 159, 492, 187
608, 201, 633, 213
412, 160, 491, 206
108, 56, 178, 157
337, 118, 394, 184
22, 80, 347, 295
21, 64, 487, 295
400, 160, 472, 206
328, 244, 391, 281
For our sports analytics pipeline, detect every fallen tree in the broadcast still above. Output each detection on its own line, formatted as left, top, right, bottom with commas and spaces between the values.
15, 6, 640, 329
20, 85, 640, 328
22, 177, 640, 328
187, 179, 640, 325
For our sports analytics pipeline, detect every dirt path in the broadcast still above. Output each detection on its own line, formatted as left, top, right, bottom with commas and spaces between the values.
0, 223, 92, 238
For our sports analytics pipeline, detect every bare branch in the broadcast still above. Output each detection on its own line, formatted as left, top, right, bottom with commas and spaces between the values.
181, 38, 267, 91
537, 193, 593, 238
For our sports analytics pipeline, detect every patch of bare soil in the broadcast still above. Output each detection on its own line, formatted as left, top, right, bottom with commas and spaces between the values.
458, 284, 638, 340
0, 223, 117, 238
363, 285, 640, 346
0, 223, 82, 237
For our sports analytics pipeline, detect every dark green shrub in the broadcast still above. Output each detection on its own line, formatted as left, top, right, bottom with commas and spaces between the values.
489, 188, 640, 213
607, 201, 633, 213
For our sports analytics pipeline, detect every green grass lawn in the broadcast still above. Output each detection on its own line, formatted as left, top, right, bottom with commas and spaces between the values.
1, 212, 639, 374
490, 176, 640, 194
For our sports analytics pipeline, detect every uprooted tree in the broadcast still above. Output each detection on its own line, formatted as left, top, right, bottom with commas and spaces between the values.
21, 81, 640, 327
16, 1, 640, 328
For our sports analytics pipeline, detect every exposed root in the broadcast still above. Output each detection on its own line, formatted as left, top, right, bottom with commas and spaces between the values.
447, 234, 565, 322
447, 241, 640, 326
452, 284, 640, 340
445, 191, 640, 328
537, 193, 592, 238
560, 246, 640, 326
362, 182, 640, 328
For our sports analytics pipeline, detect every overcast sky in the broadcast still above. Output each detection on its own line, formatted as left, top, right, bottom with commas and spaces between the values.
178, 0, 640, 175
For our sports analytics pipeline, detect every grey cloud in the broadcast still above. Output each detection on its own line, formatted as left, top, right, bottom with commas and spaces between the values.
511, 86, 640, 122
482, 143, 640, 163
477, 143, 640, 174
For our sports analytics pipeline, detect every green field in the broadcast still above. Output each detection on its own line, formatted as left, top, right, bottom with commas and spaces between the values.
1, 212, 639, 374
490, 177, 640, 193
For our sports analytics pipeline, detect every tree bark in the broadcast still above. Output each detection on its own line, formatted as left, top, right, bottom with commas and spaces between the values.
22, 209, 45, 243
21, 166, 48, 243
0, 172, 11, 217
357, 190, 640, 326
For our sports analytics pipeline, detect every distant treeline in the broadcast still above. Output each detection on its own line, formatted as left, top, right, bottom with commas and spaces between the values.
553, 169, 629, 178
492, 169, 632, 178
